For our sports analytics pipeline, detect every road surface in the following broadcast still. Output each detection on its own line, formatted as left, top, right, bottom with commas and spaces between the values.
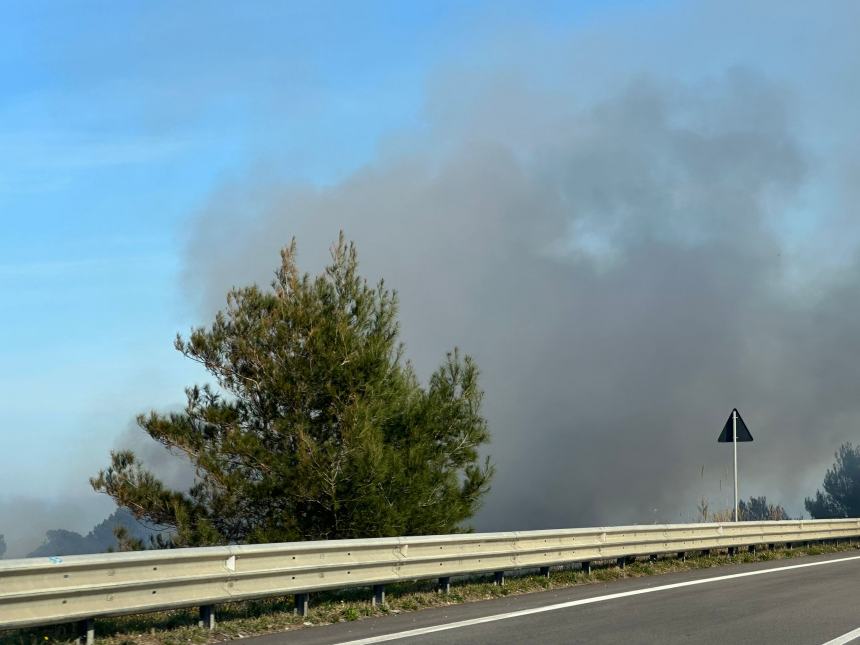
242, 551, 860, 644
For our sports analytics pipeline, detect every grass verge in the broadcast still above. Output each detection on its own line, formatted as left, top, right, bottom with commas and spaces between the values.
3, 541, 857, 644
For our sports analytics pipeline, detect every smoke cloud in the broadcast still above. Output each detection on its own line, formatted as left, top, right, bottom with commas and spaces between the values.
181, 4, 860, 528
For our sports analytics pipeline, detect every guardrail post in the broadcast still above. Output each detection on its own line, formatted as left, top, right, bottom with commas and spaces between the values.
198, 605, 215, 630
539, 566, 550, 578
677, 551, 686, 561
748, 545, 756, 554
76, 618, 95, 645
494, 571, 505, 586
439, 576, 451, 593
294, 593, 309, 616
581, 561, 591, 575
372, 584, 386, 607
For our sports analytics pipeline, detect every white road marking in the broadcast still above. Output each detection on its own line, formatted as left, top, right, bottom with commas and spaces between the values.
334, 554, 860, 644
821, 627, 860, 645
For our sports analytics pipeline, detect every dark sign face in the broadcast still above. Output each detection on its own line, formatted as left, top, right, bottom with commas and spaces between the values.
718, 408, 753, 443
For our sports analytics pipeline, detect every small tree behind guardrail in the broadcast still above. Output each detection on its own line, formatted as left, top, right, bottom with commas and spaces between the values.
806, 443, 860, 519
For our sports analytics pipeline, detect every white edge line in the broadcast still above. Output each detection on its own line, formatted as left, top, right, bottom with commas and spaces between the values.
821, 626, 860, 645
333, 554, 860, 645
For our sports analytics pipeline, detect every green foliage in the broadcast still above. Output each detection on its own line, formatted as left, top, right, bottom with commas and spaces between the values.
805, 443, 860, 518
112, 525, 145, 552
91, 234, 493, 546
738, 496, 790, 521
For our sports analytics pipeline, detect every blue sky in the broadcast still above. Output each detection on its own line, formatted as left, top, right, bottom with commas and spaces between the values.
0, 1, 634, 538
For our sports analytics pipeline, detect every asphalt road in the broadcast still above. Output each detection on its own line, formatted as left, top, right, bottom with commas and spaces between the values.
242, 551, 860, 645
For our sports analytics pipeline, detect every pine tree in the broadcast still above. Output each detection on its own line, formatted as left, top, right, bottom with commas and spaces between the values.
91, 235, 493, 546
737, 496, 790, 521
805, 443, 860, 518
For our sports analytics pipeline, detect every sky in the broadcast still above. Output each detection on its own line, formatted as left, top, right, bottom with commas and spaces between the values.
2, 0, 860, 557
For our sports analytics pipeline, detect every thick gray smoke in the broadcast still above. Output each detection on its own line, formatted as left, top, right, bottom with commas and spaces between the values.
181, 11, 860, 528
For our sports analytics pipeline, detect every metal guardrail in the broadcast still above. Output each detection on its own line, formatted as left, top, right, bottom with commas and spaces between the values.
2, 519, 859, 641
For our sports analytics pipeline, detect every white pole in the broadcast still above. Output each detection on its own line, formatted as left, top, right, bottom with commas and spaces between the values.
733, 410, 739, 522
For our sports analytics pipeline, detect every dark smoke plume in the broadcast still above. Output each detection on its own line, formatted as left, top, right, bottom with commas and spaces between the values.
181, 10, 860, 529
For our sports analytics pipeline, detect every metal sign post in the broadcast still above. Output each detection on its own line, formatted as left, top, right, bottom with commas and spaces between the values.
733, 409, 738, 522
718, 408, 753, 522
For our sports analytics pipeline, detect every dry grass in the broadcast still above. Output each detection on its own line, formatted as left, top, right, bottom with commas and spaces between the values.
2, 541, 856, 644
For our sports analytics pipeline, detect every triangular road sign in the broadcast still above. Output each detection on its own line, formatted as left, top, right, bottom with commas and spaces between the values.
718, 408, 753, 442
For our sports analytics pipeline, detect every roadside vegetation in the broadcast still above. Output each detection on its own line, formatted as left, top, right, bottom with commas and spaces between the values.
91, 235, 493, 549
4, 541, 858, 645
806, 443, 860, 518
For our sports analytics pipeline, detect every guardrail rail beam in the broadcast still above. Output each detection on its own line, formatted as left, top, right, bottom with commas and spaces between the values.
2, 519, 859, 635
